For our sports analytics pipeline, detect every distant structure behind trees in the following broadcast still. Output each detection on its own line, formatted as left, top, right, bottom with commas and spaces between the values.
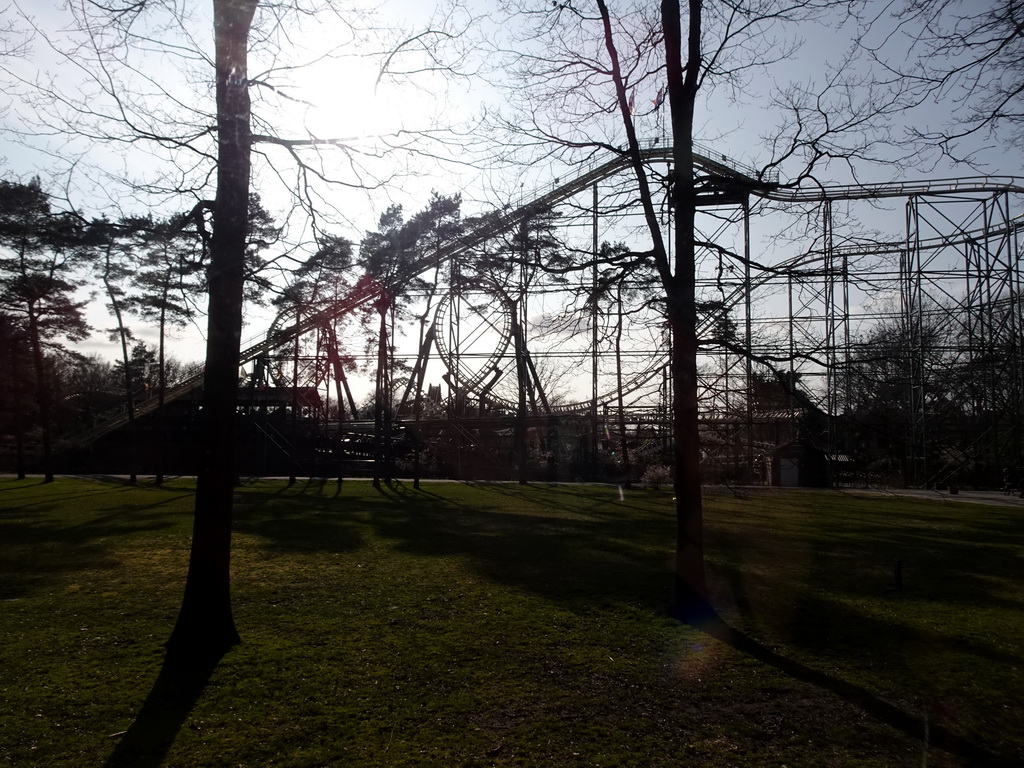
2, 162, 1021, 493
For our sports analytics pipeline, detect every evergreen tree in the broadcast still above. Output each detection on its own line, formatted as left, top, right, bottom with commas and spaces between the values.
0, 179, 90, 481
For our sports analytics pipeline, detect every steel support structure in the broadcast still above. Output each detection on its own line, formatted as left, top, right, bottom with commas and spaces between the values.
823, 200, 852, 485
900, 191, 1024, 487
61, 146, 1024, 489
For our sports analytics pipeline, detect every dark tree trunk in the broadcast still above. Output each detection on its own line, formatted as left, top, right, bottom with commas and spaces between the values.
513, 306, 529, 485
596, 0, 710, 619
410, 323, 435, 489
156, 298, 167, 485
614, 282, 632, 489
167, 0, 256, 660
664, 0, 711, 621
9, 334, 27, 480
325, 323, 346, 418
26, 307, 54, 483
104, 259, 137, 484
325, 322, 359, 418
373, 305, 389, 488
289, 306, 299, 485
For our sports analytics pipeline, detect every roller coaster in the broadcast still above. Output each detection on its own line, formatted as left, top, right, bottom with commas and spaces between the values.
66, 142, 1024, 488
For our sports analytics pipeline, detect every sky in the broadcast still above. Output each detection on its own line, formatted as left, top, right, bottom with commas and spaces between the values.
1, 0, 491, 365
1, 0, 1022, 402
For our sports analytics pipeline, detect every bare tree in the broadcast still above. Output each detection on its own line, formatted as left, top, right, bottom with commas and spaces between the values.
161, 0, 278, 659
860, 0, 1024, 163
1, 0, 475, 656
484, 0, 905, 619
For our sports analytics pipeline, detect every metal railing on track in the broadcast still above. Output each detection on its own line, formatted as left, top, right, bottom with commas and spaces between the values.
66, 145, 1024, 447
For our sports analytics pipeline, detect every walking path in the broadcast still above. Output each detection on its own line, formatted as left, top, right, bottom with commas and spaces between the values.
838, 486, 1024, 508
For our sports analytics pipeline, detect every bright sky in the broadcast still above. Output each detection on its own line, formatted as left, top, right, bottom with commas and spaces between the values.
1, 0, 1022, 395
1, 0, 492, 364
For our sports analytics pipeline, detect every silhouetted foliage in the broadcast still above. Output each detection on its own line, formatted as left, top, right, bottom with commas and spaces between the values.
0, 178, 91, 481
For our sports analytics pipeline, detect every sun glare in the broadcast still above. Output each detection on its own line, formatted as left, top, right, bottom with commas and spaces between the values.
274, 49, 443, 149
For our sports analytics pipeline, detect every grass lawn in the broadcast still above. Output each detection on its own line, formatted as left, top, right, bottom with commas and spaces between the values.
1, 477, 1021, 767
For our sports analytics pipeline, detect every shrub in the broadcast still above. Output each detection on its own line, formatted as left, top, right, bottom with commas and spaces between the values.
641, 464, 672, 489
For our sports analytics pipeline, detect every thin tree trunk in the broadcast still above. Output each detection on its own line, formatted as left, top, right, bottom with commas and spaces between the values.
385, 303, 396, 484
664, 0, 710, 621
411, 323, 436, 489
289, 305, 299, 485
103, 253, 137, 484
321, 323, 344, 485
325, 321, 359, 418
156, 297, 167, 485
9, 334, 27, 480
326, 323, 346, 418
27, 307, 54, 483
596, 0, 708, 617
373, 306, 388, 488
615, 282, 632, 488
513, 307, 529, 485
168, 0, 256, 660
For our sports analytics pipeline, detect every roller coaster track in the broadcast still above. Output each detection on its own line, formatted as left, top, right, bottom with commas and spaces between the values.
760, 176, 1024, 202
430, 167, 1024, 413
66, 145, 1024, 447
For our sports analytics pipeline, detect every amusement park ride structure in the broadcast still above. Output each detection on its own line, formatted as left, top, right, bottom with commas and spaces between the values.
70, 143, 1024, 488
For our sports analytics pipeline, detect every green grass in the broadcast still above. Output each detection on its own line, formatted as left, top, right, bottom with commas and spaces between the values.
1, 477, 1021, 767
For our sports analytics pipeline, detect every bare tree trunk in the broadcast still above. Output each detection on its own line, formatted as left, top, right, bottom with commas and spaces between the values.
396, 320, 437, 487
325, 322, 358, 418
156, 298, 167, 485
325, 323, 345, 418
167, 0, 256, 659
323, 322, 348, 486
9, 333, 27, 480
664, 0, 710, 621
26, 307, 54, 483
102, 254, 137, 484
513, 305, 530, 485
384, 304, 395, 484
615, 281, 632, 488
289, 305, 299, 485
373, 305, 388, 488
596, 0, 709, 618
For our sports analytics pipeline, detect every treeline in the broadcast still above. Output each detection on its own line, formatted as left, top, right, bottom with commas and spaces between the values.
0, 175, 488, 480
0, 177, 227, 478
844, 300, 1023, 488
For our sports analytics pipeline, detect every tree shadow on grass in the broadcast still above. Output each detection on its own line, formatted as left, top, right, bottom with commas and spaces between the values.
0, 498, 187, 600
365, 482, 1021, 765
213, 480, 1020, 764
104, 649, 225, 768
707, 497, 1024, 765
697, 614, 1017, 767
0, 477, 48, 487
0, 486, 122, 516
367, 481, 673, 610
232, 481, 367, 554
